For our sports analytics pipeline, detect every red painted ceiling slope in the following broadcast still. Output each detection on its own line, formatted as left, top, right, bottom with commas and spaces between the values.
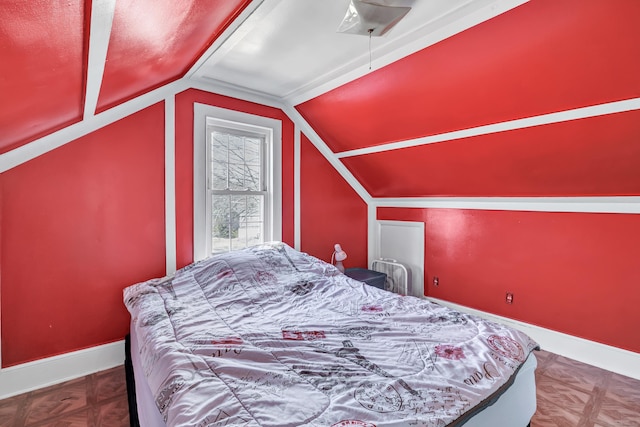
343, 109, 640, 197
0, 0, 88, 154
300, 134, 368, 269
96, 0, 250, 113
297, 0, 640, 153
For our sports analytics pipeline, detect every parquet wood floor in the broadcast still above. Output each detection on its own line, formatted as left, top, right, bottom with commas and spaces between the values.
0, 350, 638, 426
0, 366, 129, 427
531, 350, 640, 427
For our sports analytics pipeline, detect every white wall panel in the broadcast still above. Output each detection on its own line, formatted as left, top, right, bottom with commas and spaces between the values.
374, 220, 424, 298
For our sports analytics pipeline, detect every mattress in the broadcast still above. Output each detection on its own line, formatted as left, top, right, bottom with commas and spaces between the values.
125, 242, 538, 427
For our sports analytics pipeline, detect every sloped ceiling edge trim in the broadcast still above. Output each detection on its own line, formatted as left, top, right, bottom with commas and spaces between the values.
283, 105, 372, 204
336, 97, 640, 159
0, 80, 189, 173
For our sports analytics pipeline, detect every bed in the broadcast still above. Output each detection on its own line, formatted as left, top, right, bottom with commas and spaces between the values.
124, 242, 538, 427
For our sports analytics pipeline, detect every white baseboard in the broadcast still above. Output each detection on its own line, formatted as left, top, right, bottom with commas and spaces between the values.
0, 340, 125, 399
428, 297, 640, 380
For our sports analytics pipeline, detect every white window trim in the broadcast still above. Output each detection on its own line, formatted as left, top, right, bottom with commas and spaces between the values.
193, 103, 282, 262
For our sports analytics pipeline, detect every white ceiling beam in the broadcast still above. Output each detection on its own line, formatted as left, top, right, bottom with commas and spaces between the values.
283, 105, 372, 204
372, 196, 640, 215
0, 80, 189, 173
336, 97, 640, 158
84, 0, 117, 120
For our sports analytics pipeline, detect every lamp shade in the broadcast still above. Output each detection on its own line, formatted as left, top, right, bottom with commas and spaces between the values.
334, 243, 347, 262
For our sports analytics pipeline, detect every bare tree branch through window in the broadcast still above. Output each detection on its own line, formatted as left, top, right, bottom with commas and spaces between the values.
209, 129, 266, 253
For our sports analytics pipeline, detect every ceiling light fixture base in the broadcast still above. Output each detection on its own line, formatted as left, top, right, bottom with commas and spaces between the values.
337, 0, 411, 37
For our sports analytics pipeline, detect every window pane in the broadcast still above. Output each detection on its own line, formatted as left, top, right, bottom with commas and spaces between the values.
240, 163, 259, 191
244, 138, 260, 164
228, 134, 244, 155
244, 137, 262, 191
211, 194, 232, 254
227, 134, 246, 191
232, 195, 264, 251
210, 132, 228, 190
211, 194, 264, 254
211, 132, 263, 192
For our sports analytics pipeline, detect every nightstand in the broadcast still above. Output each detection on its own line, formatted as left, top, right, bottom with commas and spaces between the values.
345, 268, 387, 290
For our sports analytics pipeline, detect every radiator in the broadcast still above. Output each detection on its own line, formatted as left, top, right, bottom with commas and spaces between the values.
371, 259, 411, 295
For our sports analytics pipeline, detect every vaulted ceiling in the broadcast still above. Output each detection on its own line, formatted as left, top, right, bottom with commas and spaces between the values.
0, 0, 251, 154
297, 0, 640, 197
1, 0, 639, 197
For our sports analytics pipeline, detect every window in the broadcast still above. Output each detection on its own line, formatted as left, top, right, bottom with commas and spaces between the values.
208, 125, 267, 253
194, 104, 281, 261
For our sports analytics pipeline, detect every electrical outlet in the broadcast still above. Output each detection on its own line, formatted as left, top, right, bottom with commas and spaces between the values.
506, 292, 514, 304
433, 276, 439, 287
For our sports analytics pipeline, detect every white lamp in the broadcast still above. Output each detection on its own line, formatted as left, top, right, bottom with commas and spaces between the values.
332, 243, 348, 273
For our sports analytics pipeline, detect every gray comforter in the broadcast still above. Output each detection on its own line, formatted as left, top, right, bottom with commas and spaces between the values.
124, 242, 538, 427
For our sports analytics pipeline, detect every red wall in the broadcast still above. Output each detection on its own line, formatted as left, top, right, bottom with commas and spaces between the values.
300, 134, 368, 268
296, 0, 640, 197
174, 89, 295, 269
0, 0, 88, 154
297, 0, 640, 153
0, 104, 167, 367
293, 0, 640, 357
378, 207, 640, 353
0, 87, 306, 367
341, 110, 640, 197
0, 0, 252, 153
97, 0, 251, 113
2, 0, 637, 367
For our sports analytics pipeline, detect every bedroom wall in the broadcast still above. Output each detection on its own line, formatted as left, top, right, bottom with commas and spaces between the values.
299, 134, 368, 268
2, 0, 636, 382
0, 0, 88, 155
340, 110, 640, 198
377, 207, 640, 354
0, 103, 167, 367
295, 0, 640, 355
0, 88, 301, 368
173, 88, 297, 269
0, 84, 366, 369
172, 88, 368, 268
297, 0, 640, 155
